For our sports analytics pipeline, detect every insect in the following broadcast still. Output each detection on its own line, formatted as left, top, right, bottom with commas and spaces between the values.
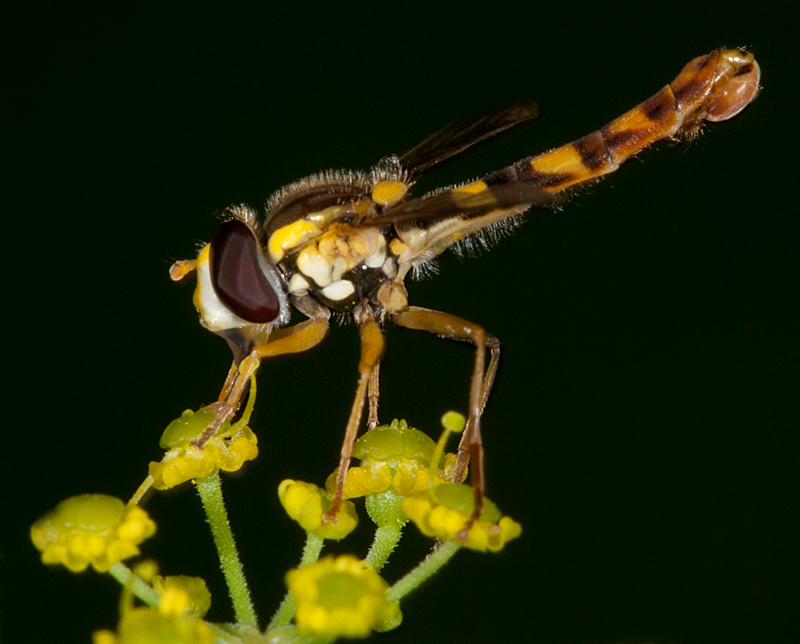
170, 48, 759, 524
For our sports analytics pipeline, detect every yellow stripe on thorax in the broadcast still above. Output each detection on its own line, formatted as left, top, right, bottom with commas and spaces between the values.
268, 219, 323, 263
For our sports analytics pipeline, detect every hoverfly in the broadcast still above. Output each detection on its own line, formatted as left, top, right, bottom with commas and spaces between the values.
170, 48, 759, 523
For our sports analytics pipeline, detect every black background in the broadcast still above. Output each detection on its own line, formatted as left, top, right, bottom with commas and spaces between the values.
5, 3, 796, 643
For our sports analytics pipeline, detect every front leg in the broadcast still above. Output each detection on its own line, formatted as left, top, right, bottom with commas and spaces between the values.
192, 316, 330, 449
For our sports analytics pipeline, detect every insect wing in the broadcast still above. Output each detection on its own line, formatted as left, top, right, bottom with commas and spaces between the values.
399, 101, 540, 175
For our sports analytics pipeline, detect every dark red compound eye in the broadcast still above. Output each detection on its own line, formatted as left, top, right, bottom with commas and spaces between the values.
209, 219, 281, 323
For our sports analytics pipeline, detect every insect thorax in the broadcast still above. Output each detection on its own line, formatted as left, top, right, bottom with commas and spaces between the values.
263, 169, 407, 314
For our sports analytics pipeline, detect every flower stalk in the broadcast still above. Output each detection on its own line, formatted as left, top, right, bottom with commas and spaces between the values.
195, 470, 258, 629
108, 562, 160, 607
386, 540, 461, 603
365, 523, 403, 573
268, 531, 325, 630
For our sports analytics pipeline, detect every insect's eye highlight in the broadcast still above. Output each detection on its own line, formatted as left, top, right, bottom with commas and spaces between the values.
210, 219, 281, 323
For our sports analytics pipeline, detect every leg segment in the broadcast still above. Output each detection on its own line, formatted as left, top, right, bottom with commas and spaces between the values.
325, 310, 386, 520
392, 306, 500, 517
192, 317, 329, 448
367, 363, 381, 430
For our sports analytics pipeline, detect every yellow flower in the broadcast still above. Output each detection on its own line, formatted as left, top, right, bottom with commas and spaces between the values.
146, 375, 260, 490
148, 409, 258, 490
401, 483, 522, 552
286, 555, 400, 638
31, 495, 156, 573
328, 419, 461, 499
278, 480, 358, 540
91, 606, 214, 644
152, 575, 211, 618
92, 570, 213, 642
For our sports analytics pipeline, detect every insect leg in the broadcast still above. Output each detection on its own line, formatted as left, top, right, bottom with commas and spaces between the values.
216, 362, 240, 402
325, 309, 386, 521
192, 317, 329, 449
367, 363, 381, 430
392, 306, 501, 520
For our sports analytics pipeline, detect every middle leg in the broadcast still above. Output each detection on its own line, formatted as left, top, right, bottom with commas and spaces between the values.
324, 306, 386, 520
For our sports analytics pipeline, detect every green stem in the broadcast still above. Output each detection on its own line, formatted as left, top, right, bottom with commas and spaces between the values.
108, 562, 159, 607
386, 541, 461, 603
196, 470, 258, 629
365, 524, 403, 573
267, 531, 325, 631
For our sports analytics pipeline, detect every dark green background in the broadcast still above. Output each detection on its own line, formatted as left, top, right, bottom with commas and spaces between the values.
5, 4, 796, 643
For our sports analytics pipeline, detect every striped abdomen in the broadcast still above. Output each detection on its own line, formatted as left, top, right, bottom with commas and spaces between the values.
484, 49, 760, 193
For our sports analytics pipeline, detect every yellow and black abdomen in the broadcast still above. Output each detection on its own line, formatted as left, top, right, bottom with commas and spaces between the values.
483, 49, 760, 194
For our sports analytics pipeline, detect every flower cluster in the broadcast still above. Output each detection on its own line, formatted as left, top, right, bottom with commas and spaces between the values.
152, 575, 212, 618
93, 607, 215, 644
397, 413, 522, 551
279, 415, 522, 554
33, 401, 524, 642
31, 494, 156, 572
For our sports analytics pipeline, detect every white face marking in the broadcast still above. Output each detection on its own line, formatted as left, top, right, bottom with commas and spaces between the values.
321, 279, 356, 301
194, 248, 252, 331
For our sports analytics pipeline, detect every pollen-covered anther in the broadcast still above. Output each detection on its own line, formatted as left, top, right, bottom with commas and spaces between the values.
30, 495, 156, 573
